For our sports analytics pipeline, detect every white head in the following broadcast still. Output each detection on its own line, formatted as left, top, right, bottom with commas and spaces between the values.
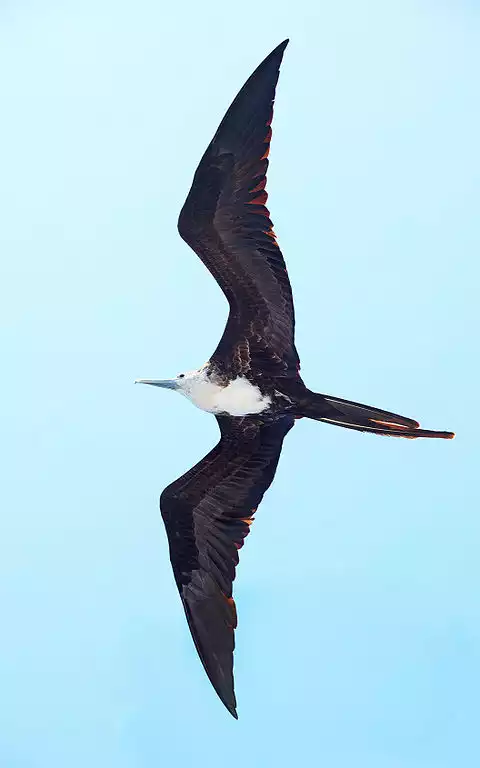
135, 365, 209, 396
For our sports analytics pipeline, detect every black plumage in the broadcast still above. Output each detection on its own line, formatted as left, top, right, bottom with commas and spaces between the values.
161, 414, 294, 718
141, 40, 454, 719
178, 40, 298, 379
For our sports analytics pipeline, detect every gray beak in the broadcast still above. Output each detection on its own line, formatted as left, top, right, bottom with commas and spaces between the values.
134, 378, 178, 390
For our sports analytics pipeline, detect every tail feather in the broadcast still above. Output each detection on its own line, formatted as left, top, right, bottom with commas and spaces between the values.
298, 392, 454, 440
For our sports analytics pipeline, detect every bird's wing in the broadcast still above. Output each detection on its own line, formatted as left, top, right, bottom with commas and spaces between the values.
178, 40, 300, 378
160, 414, 295, 718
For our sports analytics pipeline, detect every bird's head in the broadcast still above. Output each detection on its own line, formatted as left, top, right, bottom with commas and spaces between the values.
135, 365, 207, 394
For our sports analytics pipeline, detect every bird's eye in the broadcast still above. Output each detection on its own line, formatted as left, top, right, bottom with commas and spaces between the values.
178, 373, 185, 379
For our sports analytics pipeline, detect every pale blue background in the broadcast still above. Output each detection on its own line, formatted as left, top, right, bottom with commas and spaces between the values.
1, 1, 478, 766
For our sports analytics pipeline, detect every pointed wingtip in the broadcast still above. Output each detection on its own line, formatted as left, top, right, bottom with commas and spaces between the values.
268, 39, 289, 60
219, 689, 238, 719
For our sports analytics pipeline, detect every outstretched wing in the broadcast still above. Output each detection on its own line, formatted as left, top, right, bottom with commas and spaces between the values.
178, 40, 300, 379
160, 414, 295, 718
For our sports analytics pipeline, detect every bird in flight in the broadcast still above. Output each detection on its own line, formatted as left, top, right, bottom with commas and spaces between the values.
136, 40, 454, 718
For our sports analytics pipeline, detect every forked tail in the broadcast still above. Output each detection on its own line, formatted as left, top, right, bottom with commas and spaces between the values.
297, 391, 454, 439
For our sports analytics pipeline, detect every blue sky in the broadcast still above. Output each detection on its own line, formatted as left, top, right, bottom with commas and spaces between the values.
1, 1, 479, 766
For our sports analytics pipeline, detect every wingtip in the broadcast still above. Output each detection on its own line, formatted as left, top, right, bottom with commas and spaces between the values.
220, 691, 238, 719
269, 39, 289, 59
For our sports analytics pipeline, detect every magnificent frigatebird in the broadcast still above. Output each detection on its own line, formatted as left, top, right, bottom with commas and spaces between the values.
136, 40, 454, 718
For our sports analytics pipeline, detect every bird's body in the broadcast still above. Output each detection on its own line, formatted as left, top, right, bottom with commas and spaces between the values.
136, 40, 454, 719
171, 365, 273, 416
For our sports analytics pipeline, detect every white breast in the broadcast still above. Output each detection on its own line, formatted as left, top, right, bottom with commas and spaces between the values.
181, 373, 271, 416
